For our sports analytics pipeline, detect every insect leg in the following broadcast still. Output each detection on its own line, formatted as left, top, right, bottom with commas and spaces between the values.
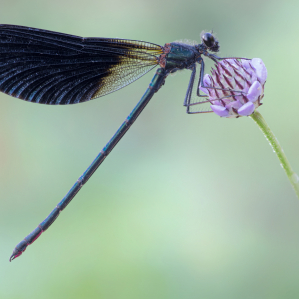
183, 64, 196, 107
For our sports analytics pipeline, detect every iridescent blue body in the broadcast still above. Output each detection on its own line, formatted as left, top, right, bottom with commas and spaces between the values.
9, 68, 168, 260
1, 25, 245, 261
165, 43, 198, 70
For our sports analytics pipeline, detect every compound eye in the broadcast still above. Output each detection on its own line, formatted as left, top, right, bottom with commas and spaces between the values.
202, 32, 215, 48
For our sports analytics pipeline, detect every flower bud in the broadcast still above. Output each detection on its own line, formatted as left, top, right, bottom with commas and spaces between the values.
200, 58, 267, 118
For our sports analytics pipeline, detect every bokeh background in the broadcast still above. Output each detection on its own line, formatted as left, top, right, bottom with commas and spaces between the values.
1, 0, 299, 298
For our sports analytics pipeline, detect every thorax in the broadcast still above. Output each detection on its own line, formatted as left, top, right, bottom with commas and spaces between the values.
158, 42, 199, 72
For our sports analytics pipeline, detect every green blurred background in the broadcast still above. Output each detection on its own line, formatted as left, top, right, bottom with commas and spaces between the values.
1, 0, 299, 298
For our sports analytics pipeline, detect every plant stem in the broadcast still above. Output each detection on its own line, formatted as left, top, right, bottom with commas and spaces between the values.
250, 110, 299, 199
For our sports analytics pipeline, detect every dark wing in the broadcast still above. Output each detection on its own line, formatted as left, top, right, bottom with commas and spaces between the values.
0, 25, 162, 105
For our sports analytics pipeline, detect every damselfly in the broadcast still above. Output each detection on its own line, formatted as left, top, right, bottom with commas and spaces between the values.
0, 25, 246, 261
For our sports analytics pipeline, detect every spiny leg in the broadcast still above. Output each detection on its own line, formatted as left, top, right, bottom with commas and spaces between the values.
183, 64, 196, 107
207, 53, 250, 61
186, 57, 246, 114
196, 57, 246, 99
185, 59, 212, 114
196, 57, 208, 98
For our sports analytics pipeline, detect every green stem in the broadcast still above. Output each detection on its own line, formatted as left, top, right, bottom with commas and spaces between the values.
250, 110, 299, 199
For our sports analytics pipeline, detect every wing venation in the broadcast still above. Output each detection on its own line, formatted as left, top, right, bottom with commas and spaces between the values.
0, 25, 163, 104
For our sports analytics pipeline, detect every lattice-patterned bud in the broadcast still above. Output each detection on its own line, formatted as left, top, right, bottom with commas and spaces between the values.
200, 58, 267, 118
